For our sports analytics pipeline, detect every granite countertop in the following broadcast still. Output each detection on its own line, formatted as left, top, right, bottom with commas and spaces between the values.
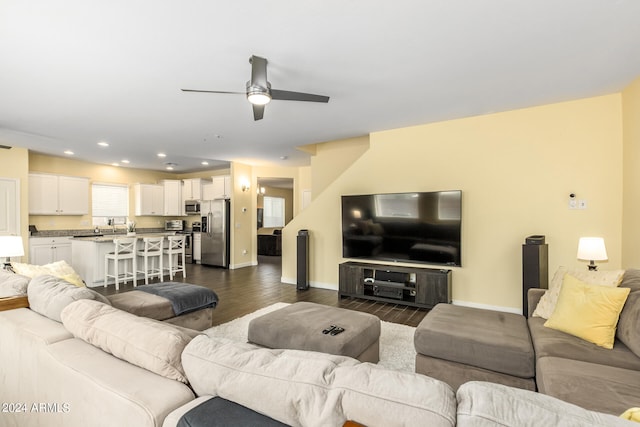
72, 232, 177, 243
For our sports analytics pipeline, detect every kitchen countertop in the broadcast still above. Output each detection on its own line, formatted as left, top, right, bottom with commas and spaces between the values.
72, 232, 177, 243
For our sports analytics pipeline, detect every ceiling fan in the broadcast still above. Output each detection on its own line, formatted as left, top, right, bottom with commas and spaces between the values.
182, 55, 330, 121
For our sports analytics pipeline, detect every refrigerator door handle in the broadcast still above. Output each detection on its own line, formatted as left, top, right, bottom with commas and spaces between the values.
207, 212, 213, 238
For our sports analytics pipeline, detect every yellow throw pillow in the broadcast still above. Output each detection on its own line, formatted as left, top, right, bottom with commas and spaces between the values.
621, 407, 640, 422
11, 260, 86, 287
544, 274, 630, 349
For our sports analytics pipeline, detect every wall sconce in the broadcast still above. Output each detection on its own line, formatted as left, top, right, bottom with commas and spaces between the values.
577, 237, 608, 271
0, 235, 25, 271
241, 180, 250, 192
257, 187, 266, 196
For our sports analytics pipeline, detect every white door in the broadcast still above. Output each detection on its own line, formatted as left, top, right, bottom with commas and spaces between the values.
0, 177, 19, 235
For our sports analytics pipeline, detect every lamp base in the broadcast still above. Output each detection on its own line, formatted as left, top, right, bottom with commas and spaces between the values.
588, 261, 598, 271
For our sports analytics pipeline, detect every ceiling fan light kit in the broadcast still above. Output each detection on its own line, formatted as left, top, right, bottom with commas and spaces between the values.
182, 55, 329, 120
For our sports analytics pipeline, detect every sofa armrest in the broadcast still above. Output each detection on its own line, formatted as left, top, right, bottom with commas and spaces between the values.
527, 288, 546, 318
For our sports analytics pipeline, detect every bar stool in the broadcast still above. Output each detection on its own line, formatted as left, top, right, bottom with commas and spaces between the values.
104, 237, 137, 291
136, 237, 164, 285
164, 235, 186, 280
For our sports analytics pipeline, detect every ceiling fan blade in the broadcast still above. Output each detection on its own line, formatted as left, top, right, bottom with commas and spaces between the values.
250, 55, 268, 88
252, 104, 265, 121
271, 89, 329, 103
181, 89, 245, 95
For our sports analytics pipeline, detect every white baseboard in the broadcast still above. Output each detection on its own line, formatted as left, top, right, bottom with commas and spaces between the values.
452, 299, 522, 315
230, 261, 258, 270
281, 277, 338, 291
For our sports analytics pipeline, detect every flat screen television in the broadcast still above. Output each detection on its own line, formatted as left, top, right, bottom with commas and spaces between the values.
341, 190, 462, 266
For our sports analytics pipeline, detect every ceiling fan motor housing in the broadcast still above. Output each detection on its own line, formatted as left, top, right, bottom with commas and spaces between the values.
246, 81, 272, 105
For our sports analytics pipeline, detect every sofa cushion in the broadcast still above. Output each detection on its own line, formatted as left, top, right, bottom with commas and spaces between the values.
544, 275, 630, 349
528, 317, 640, 371
536, 356, 640, 417
617, 269, 640, 358
61, 299, 193, 383
457, 381, 633, 426
533, 267, 624, 319
182, 335, 457, 427
28, 274, 111, 322
12, 260, 86, 287
0, 269, 29, 298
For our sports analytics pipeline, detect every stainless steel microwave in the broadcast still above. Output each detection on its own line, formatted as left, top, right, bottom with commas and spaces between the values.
185, 200, 200, 215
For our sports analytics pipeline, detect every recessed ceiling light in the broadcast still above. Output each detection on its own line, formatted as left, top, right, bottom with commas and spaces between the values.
157, 153, 167, 158
166, 166, 174, 171
121, 159, 130, 164
98, 142, 109, 147
165, 162, 177, 171
64, 150, 74, 155
280, 155, 288, 160
111, 163, 119, 167
201, 161, 209, 166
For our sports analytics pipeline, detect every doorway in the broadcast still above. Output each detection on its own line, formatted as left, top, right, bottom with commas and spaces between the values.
256, 177, 293, 258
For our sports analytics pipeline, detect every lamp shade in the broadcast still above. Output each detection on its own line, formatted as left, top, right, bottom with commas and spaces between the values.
0, 236, 25, 258
577, 237, 607, 261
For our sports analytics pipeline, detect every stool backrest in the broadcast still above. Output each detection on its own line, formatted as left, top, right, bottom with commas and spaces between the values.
113, 237, 137, 254
167, 235, 185, 251
142, 237, 163, 253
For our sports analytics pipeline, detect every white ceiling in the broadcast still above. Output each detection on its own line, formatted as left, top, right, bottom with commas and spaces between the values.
2, 1, 640, 173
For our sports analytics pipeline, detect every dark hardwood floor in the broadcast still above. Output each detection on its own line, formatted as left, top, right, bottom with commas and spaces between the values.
96, 256, 429, 327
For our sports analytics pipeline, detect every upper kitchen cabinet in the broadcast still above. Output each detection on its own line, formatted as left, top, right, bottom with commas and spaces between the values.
134, 183, 164, 216
29, 173, 89, 215
182, 178, 209, 201
202, 175, 231, 200
161, 179, 182, 216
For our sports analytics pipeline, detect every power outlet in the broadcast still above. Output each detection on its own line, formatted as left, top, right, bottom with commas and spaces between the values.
578, 199, 587, 209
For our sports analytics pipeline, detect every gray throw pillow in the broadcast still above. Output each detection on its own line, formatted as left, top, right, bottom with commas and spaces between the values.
616, 269, 640, 358
27, 274, 111, 322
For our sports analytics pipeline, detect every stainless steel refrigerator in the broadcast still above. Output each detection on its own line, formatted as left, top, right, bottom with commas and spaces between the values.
200, 199, 230, 268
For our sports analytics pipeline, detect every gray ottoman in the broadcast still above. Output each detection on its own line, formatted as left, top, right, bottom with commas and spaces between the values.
248, 302, 381, 363
414, 303, 535, 391
107, 283, 217, 331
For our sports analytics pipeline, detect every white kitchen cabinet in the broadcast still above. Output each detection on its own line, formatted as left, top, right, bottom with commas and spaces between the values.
29, 237, 72, 265
182, 178, 208, 201
161, 180, 182, 216
203, 175, 231, 200
29, 173, 89, 215
193, 232, 201, 263
134, 184, 164, 216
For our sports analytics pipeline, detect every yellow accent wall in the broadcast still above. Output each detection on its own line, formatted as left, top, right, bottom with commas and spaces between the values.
282, 94, 623, 311
310, 136, 370, 197
0, 147, 29, 258
622, 76, 640, 267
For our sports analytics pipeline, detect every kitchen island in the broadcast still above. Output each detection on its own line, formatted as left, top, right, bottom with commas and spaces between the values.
71, 233, 178, 288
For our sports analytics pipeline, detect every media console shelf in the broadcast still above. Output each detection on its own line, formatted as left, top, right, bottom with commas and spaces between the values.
339, 262, 452, 309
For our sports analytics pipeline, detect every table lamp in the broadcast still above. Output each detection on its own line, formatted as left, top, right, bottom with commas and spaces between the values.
577, 237, 607, 271
0, 235, 24, 272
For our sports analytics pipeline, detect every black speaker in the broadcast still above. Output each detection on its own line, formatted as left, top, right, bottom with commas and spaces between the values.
296, 230, 309, 290
522, 238, 548, 315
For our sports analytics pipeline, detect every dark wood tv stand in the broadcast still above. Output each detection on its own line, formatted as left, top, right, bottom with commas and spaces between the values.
338, 261, 451, 309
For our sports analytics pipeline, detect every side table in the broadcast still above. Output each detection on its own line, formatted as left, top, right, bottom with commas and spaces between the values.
0, 295, 29, 312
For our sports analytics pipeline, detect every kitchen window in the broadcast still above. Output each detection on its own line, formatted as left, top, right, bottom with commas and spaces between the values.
92, 183, 129, 226
263, 196, 285, 228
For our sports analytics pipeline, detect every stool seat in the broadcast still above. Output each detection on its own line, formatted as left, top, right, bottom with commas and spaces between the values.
248, 302, 381, 363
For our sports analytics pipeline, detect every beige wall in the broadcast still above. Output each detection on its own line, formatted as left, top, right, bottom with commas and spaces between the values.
282, 94, 624, 312
0, 147, 29, 258
622, 76, 640, 267
310, 136, 370, 197
230, 161, 254, 268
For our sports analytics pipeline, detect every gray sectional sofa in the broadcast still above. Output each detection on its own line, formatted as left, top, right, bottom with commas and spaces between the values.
415, 268, 640, 418
528, 269, 640, 415
0, 270, 636, 426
